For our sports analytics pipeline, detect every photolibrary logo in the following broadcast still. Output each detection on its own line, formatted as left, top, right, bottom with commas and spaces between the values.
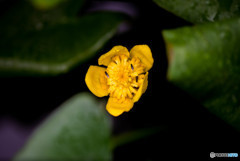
210, 152, 238, 158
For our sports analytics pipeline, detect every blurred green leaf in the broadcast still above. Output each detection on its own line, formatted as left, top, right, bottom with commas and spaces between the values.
154, 0, 240, 24
0, 12, 125, 76
0, 0, 126, 76
163, 18, 240, 131
1, 0, 84, 36
14, 93, 112, 161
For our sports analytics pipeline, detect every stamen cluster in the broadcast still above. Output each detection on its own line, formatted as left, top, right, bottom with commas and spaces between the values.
105, 55, 145, 102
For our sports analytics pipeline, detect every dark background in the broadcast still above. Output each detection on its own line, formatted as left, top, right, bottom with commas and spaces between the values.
0, 0, 239, 160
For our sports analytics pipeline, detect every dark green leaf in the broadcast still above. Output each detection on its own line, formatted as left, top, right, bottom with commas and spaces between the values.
163, 18, 240, 131
0, 12, 125, 76
0, 0, 125, 76
0, 0, 84, 36
154, 0, 240, 24
14, 93, 112, 161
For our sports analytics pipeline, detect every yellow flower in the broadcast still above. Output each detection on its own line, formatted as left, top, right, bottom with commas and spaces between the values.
85, 45, 154, 117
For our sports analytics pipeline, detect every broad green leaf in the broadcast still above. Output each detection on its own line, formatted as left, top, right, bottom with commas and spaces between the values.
154, 0, 240, 24
0, 0, 125, 76
1, 0, 85, 36
0, 12, 125, 76
163, 18, 240, 131
14, 93, 112, 161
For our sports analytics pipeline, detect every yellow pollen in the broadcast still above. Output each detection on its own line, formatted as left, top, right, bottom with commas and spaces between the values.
106, 54, 145, 102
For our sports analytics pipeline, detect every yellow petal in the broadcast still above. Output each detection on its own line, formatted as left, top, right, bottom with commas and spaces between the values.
106, 97, 134, 117
98, 45, 130, 66
85, 65, 109, 97
133, 72, 148, 102
130, 45, 154, 71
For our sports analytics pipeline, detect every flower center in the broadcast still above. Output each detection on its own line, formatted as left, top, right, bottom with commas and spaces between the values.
105, 54, 145, 102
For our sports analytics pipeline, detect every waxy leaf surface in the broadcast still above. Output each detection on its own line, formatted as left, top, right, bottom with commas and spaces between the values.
163, 18, 240, 131
14, 93, 112, 161
154, 0, 240, 24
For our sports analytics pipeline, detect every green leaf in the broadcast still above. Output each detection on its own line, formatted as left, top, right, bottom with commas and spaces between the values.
163, 18, 240, 131
13, 93, 112, 161
1, 0, 85, 35
0, 12, 125, 76
154, 0, 240, 24
0, 0, 125, 76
